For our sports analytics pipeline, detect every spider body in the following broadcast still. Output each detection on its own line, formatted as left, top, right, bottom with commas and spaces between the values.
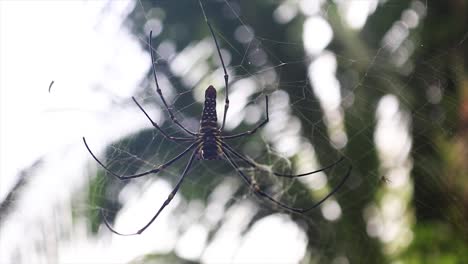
83, 0, 351, 236
198, 85, 222, 160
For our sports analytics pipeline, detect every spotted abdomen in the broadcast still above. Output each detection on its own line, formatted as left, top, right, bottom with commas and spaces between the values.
198, 86, 222, 160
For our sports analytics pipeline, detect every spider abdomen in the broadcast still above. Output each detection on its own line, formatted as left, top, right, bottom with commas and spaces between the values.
198, 85, 222, 160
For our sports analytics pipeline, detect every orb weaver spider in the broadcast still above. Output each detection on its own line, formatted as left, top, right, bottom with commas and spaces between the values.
83, 1, 351, 236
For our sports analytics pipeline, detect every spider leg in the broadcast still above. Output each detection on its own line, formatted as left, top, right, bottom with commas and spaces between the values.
148, 30, 197, 137
221, 96, 269, 139
83, 137, 198, 180
220, 141, 344, 178
132, 97, 195, 141
222, 148, 306, 213
222, 147, 352, 214
199, 0, 230, 131
101, 148, 198, 236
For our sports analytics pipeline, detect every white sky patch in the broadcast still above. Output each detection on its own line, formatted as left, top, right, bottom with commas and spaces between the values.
233, 214, 307, 264
0, 0, 145, 199
262, 90, 305, 158
302, 21, 348, 210
307, 51, 348, 149
382, 21, 410, 53
273, 2, 298, 24
309, 52, 341, 110
201, 201, 258, 263
170, 39, 213, 84
321, 199, 342, 221
299, 0, 324, 16
234, 25, 255, 44
303, 16, 333, 55
175, 224, 209, 261
337, 0, 378, 30
372, 94, 414, 255
375, 95, 412, 167
221, 78, 257, 131
381, 3, 425, 55
144, 18, 163, 37
293, 143, 327, 190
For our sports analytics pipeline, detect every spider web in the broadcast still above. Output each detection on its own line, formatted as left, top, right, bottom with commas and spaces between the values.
1, 0, 467, 263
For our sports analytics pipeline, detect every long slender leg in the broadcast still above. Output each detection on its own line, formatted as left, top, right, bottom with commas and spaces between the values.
222, 96, 269, 139
148, 31, 197, 136
83, 137, 198, 180
222, 148, 351, 214
221, 141, 344, 178
199, 0, 230, 131
102, 148, 198, 236
132, 97, 195, 141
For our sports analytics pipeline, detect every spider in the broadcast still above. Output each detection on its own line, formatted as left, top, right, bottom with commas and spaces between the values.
82, 1, 351, 236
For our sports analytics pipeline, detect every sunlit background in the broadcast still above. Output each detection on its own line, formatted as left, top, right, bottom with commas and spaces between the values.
1, 0, 467, 263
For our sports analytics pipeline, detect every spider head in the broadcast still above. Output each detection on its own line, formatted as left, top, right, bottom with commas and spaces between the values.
205, 85, 217, 99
